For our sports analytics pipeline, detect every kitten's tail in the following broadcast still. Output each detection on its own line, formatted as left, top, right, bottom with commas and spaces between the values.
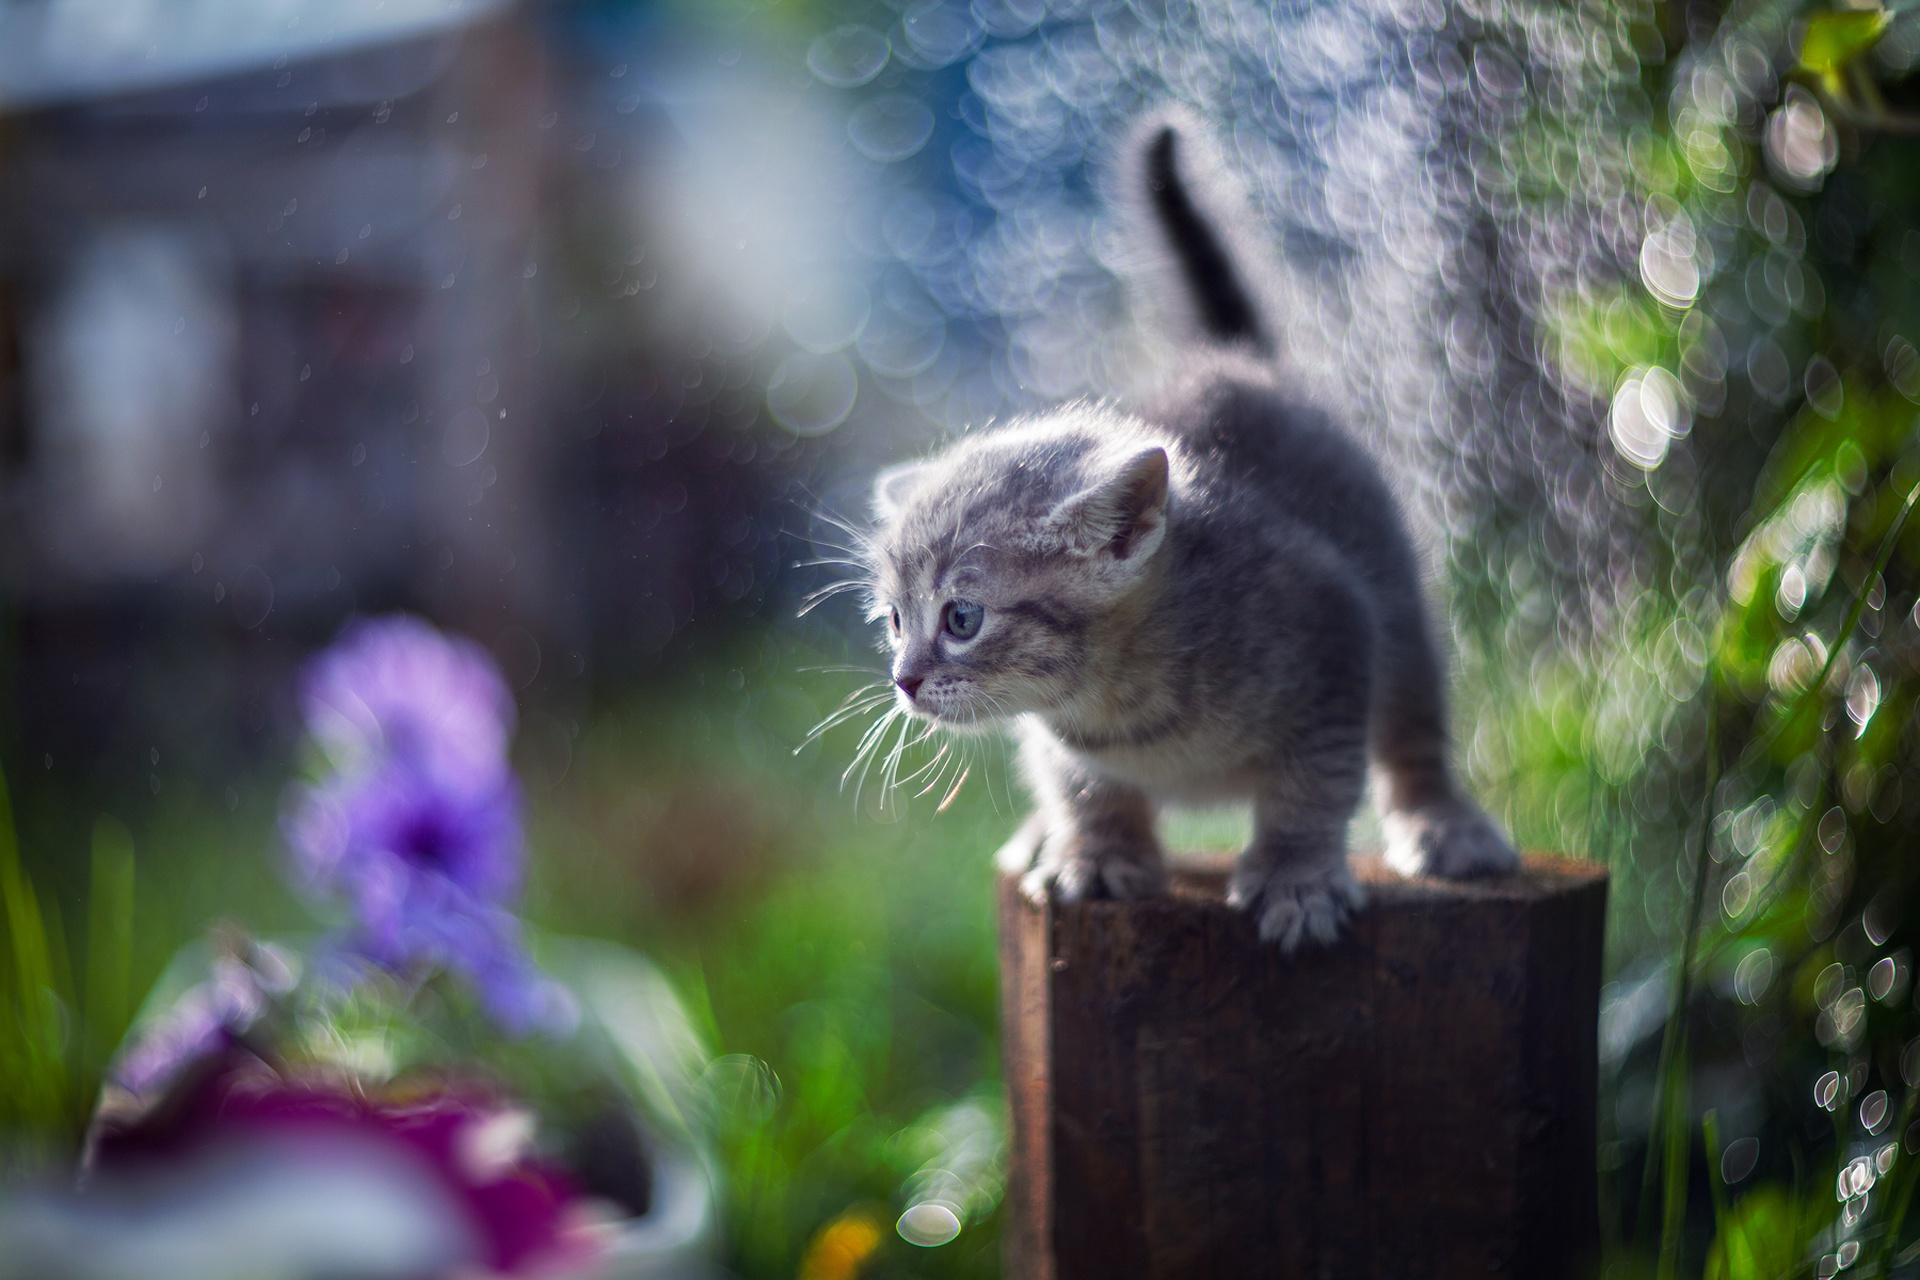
1122, 111, 1276, 358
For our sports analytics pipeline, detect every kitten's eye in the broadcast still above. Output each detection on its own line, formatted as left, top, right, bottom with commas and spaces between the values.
889, 607, 901, 635
944, 600, 984, 640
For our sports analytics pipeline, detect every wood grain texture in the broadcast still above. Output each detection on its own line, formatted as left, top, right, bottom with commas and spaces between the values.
999, 853, 1607, 1280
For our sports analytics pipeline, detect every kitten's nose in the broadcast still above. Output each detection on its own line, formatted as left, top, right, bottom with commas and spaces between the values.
896, 675, 925, 699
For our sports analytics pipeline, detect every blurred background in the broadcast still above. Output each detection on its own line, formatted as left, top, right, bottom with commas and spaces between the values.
3, 0, 1920, 1274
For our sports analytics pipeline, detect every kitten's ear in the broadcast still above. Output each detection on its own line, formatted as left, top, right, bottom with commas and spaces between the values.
872, 461, 932, 523
1051, 447, 1170, 561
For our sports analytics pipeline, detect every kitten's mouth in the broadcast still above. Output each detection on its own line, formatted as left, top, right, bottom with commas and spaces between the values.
899, 694, 997, 731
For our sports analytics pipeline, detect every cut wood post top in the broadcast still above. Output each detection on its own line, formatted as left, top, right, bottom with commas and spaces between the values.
1149, 850, 1605, 906
998, 851, 1608, 1280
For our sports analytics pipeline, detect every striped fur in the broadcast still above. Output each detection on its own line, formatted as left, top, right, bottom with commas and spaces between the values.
861, 114, 1515, 950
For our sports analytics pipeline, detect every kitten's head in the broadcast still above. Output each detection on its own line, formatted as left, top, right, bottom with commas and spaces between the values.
864, 411, 1172, 728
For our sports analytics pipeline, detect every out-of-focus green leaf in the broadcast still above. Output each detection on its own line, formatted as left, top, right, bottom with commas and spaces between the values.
1704, 1185, 1808, 1280
1799, 11, 1891, 95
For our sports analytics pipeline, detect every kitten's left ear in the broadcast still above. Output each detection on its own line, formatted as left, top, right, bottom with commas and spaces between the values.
1051, 447, 1170, 562
872, 461, 933, 522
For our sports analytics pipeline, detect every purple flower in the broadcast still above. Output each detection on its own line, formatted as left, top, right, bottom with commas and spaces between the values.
285, 616, 572, 1035
301, 615, 515, 798
289, 761, 525, 931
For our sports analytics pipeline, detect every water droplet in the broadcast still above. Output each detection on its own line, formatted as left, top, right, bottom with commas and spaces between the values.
702, 1054, 781, 1127
784, 279, 870, 354
859, 310, 946, 377
443, 406, 491, 466
767, 351, 858, 436
1862, 1090, 1891, 1134
493, 626, 542, 690
848, 96, 935, 163
1733, 948, 1773, 1004
232, 566, 273, 629
897, 1202, 962, 1247
808, 25, 891, 88
902, 2, 983, 68
1720, 1135, 1759, 1184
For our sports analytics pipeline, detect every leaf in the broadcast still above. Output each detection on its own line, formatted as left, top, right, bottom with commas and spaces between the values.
1799, 11, 1892, 95
1704, 1185, 1806, 1280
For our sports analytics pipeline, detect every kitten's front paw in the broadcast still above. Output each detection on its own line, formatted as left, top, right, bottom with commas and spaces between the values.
994, 814, 1047, 876
1383, 802, 1519, 879
1018, 833, 1165, 905
1227, 861, 1363, 952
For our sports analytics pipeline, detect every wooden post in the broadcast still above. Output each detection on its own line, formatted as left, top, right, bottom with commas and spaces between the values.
999, 854, 1607, 1280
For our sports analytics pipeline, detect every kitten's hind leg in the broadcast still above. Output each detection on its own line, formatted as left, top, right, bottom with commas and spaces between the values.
1381, 801, 1517, 879
1014, 730, 1165, 903
1372, 633, 1519, 879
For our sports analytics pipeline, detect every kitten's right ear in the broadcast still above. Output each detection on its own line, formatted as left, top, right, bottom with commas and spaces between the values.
872, 461, 932, 522
1050, 447, 1170, 562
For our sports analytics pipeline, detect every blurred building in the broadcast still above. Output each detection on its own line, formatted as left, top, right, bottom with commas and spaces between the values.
0, 0, 809, 781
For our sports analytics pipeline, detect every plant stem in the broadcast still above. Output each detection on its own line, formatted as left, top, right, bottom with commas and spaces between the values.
1640, 666, 1721, 1272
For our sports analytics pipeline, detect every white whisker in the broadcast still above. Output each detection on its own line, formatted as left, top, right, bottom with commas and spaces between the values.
937, 765, 971, 812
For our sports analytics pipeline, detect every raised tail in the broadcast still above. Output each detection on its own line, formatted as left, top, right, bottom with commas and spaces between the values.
1124, 114, 1275, 357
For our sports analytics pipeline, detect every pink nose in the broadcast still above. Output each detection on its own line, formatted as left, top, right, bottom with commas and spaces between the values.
896, 676, 924, 698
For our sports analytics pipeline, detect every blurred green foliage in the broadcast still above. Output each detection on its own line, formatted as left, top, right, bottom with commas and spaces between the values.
527, 635, 1012, 1278
1472, 0, 1920, 1271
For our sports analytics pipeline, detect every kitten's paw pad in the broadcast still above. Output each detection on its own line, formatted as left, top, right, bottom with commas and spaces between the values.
1227, 865, 1363, 952
1020, 842, 1165, 904
1383, 804, 1519, 879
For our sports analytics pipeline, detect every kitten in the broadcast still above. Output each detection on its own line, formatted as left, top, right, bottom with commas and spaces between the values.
859, 113, 1517, 949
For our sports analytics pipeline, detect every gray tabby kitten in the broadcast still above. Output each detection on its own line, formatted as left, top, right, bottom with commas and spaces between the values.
861, 115, 1517, 949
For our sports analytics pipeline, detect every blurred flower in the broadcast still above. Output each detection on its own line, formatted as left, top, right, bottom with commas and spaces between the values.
89, 1053, 602, 1278
301, 614, 515, 794
289, 759, 524, 937
798, 1208, 885, 1280
113, 943, 297, 1096
285, 616, 573, 1035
